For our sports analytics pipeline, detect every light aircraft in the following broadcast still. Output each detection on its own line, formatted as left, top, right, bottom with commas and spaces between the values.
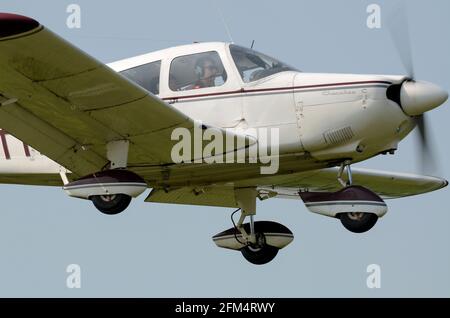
0, 12, 447, 265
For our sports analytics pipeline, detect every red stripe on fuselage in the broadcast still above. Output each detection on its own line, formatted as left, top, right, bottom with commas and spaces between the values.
0, 129, 11, 160
23, 143, 31, 157
161, 80, 392, 101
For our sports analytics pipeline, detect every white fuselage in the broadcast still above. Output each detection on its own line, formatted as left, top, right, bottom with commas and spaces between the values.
0, 42, 416, 185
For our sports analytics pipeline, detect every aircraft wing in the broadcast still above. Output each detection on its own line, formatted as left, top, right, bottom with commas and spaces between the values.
0, 13, 253, 179
146, 168, 448, 207
258, 167, 448, 200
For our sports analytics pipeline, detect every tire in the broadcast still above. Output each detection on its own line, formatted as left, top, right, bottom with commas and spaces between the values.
91, 194, 131, 215
240, 233, 279, 265
339, 212, 378, 233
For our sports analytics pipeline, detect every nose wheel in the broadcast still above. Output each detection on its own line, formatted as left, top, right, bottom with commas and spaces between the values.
240, 232, 279, 265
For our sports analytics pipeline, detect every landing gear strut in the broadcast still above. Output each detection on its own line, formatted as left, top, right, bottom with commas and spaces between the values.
337, 160, 353, 187
233, 189, 279, 265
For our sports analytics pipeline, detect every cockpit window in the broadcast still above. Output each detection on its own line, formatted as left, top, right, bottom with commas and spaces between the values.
120, 60, 161, 95
169, 51, 227, 91
229, 45, 299, 83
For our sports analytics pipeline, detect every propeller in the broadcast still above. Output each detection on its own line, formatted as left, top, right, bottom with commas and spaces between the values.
387, 2, 440, 175
387, 3, 415, 79
416, 115, 438, 175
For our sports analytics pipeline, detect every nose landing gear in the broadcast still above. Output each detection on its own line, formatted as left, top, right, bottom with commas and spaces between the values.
212, 188, 294, 265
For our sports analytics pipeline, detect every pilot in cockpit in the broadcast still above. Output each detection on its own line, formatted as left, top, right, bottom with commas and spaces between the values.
192, 56, 218, 89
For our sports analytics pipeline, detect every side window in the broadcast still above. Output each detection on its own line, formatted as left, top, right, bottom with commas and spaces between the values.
169, 51, 227, 91
120, 60, 161, 95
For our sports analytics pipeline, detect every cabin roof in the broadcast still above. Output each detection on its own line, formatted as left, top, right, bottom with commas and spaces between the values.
108, 42, 231, 72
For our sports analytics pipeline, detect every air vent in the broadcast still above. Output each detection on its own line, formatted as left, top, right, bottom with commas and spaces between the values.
324, 127, 354, 145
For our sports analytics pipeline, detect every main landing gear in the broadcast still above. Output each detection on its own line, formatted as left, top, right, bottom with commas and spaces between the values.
63, 169, 148, 215
300, 161, 388, 234
91, 194, 132, 215
337, 162, 383, 233
339, 211, 379, 233
62, 140, 148, 215
212, 188, 294, 265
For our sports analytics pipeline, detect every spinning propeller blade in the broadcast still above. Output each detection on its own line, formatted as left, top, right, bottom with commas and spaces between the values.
387, 2, 441, 175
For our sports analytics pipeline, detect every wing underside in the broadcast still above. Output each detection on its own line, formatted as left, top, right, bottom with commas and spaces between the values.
146, 167, 448, 207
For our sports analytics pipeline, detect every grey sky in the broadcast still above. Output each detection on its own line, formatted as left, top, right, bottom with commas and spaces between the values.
0, 0, 448, 297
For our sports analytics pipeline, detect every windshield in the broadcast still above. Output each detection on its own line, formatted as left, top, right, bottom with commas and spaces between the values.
229, 44, 299, 83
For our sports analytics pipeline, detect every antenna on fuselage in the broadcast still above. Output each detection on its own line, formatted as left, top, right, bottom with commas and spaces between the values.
251, 40, 255, 49
211, 0, 234, 43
